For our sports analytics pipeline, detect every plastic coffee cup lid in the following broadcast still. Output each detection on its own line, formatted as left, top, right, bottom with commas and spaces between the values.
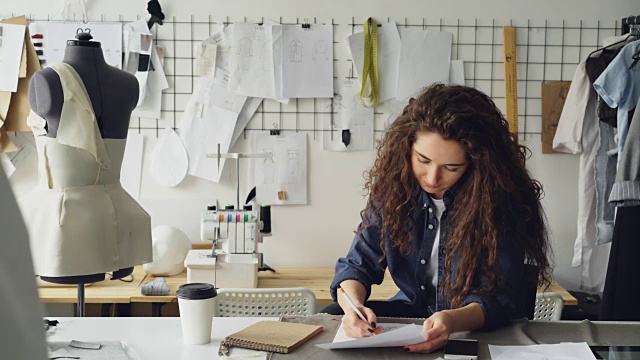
176, 283, 217, 300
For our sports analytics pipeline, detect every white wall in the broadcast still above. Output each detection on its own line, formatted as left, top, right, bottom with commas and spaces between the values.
5, 0, 639, 293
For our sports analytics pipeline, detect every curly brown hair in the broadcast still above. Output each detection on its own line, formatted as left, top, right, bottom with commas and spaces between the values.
360, 83, 552, 308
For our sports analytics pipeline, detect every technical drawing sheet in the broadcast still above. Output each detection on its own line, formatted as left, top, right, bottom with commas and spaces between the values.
347, 21, 401, 103
0, 23, 25, 92
251, 132, 307, 205
396, 29, 452, 100
323, 80, 374, 151
282, 24, 333, 98
229, 22, 278, 98
180, 75, 243, 183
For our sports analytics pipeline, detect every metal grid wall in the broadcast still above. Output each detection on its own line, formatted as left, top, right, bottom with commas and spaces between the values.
20, 14, 621, 140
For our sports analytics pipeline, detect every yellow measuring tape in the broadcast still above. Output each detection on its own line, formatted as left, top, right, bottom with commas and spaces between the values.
360, 18, 379, 107
503, 26, 518, 136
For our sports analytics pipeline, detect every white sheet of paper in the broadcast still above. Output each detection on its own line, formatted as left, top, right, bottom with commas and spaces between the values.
0, 23, 26, 92
180, 77, 240, 182
150, 127, 188, 187
120, 133, 144, 200
132, 45, 167, 119
45, 22, 123, 68
208, 69, 247, 114
231, 96, 263, 147
251, 132, 307, 205
0, 153, 15, 178
449, 59, 465, 85
123, 20, 151, 72
230, 22, 277, 98
6, 130, 35, 169
194, 43, 217, 77
316, 323, 426, 349
396, 29, 452, 100
282, 24, 334, 98
323, 80, 374, 151
489, 343, 597, 360
347, 22, 401, 103
209, 25, 233, 73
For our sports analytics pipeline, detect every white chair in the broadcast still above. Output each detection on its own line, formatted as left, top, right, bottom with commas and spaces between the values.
534, 292, 564, 321
214, 287, 316, 317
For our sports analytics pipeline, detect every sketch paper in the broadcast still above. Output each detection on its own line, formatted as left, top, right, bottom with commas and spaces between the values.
180, 77, 240, 182
229, 22, 277, 98
316, 323, 426, 349
150, 127, 188, 187
0, 23, 26, 92
347, 22, 401, 103
207, 69, 247, 114
282, 24, 334, 98
449, 59, 465, 85
132, 45, 167, 119
251, 132, 307, 205
45, 22, 122, 68
231, 96, 263, 147
194, 42, 217, 77
120, 133, 144, 200
396, 29, 452, 100
323, 80, 374, 151
489, 343, 597, 360
0, 153, 15, 178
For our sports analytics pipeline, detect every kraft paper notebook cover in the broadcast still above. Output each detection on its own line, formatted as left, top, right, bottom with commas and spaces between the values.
224, 320, 323, 354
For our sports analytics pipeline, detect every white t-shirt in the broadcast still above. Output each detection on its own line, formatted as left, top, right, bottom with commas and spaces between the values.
426, 196, 447, 290
0, 162, 47, 360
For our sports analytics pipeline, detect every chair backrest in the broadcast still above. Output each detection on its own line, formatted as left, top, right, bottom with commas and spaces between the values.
534, 292, 564, 321
523, 264, 538, 320
214, 287, 316, 317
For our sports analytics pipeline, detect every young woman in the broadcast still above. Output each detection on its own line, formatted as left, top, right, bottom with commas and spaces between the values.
325, 84, 552, 352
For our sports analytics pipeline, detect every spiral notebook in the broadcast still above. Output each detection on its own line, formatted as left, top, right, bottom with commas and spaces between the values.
223, 320, 323, 354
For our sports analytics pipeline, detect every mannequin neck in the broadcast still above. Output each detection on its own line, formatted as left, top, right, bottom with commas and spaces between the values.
62, 45, 108, 68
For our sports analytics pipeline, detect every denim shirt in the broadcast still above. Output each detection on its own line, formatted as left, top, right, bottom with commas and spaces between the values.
330, 189, 527, 330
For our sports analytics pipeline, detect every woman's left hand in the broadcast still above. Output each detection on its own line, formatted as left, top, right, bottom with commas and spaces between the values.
404, 310, 454, 353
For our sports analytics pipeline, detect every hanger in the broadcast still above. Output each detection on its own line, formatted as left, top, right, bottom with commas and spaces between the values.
587, 15, 640, 59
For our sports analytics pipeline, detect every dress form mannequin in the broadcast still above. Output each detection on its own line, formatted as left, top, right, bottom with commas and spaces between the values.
25, 33, 151, 309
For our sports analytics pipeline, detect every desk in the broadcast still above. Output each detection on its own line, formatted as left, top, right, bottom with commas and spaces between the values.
47, 317, 275, 360
135, 266, 578, 306
46, 316, 640, 360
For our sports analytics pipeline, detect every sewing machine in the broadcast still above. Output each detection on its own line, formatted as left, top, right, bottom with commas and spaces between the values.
184, 148, 273, 288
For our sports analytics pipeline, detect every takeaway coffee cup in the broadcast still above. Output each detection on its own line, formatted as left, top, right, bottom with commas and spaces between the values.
176, 283, 217, 345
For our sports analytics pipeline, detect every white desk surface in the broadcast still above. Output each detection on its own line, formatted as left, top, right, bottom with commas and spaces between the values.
47, 317, 279, 360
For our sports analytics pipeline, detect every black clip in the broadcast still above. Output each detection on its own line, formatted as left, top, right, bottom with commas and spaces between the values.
270, 123, 281, 136
147, 0, 165, 30
302, 18, 311, 29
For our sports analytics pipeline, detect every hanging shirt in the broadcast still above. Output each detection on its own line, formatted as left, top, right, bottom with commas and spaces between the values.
610, 96, 640, 207
0, 162, 48, 360
594, 41, 640, 162
553, 62, 611, 292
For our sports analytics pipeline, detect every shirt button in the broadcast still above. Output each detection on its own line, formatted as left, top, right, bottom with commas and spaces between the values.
428, 207, 433, 213
428, 224, 434, 230
420, 259, 426, 264
420, 285, 426, 290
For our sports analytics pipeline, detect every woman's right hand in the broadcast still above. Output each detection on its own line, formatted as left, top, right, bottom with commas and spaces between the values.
342, 305, 383, 338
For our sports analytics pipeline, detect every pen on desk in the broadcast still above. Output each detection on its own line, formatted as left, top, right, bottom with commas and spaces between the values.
338, 286, 371, 326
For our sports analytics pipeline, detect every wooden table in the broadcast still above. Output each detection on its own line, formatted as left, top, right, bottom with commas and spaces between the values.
135, 266, 578, 307
37, 266, 147, 304
37, 266, 577, 316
